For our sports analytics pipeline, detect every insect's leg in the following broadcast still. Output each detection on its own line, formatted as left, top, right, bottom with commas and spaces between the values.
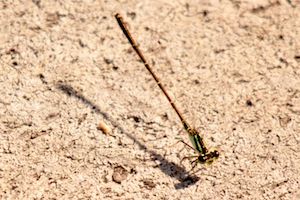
180, 140, 199, 153
180, 155, 198, 166
171, 139, 185, 147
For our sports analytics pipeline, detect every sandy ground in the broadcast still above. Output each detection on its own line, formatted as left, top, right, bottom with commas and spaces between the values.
1, 0, 300, 199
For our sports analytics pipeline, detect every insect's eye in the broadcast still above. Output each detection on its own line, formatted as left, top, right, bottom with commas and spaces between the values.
214, 150, 220, 158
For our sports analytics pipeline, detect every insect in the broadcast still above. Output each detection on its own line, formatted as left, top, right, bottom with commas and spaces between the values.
115, 13, 219, 167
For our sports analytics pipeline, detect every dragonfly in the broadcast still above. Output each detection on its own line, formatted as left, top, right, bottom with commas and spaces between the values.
115, 13, 219, 167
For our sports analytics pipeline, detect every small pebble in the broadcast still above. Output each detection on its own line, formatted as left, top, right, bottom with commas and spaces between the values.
98, 121, 112, 135
112, 166, 128, 184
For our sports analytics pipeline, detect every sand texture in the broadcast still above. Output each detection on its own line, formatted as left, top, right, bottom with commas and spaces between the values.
1, 0, 300, 199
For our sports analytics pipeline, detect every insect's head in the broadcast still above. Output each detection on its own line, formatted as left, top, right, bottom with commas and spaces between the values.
198, 150, 220, 164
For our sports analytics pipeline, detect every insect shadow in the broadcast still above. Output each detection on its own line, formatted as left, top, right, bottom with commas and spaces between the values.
56, 82, 199, 189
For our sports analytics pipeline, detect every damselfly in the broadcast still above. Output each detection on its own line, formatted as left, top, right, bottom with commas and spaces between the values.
115, 13, 219, 167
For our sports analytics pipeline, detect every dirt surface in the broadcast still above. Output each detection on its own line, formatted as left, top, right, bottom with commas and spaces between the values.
1, 0, 300, 199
